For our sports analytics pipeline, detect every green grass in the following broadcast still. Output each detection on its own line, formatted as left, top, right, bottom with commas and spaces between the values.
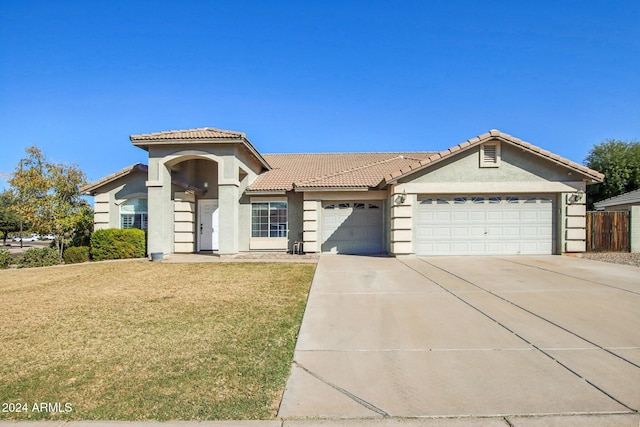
0, 261, 315, 420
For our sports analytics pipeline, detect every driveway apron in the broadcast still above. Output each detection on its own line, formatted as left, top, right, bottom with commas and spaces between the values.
278, 255, 640, 419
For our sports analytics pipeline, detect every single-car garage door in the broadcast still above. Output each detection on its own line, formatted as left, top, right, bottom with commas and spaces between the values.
416, 195, 554, 255
321, 201, 383, 254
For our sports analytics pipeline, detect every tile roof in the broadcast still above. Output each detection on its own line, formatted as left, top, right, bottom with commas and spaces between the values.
246, 152, 433, 192
80, 163, 147, 195
130, 127, 246, 141
383, 129, 605, 184
130, 127, 270, 170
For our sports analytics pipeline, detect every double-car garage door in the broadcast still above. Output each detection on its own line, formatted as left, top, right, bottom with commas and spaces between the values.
415, 195, 554, 255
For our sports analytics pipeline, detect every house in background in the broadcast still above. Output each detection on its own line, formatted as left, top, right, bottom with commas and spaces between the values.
593, 189, 640, 253
81, 128, 604, 257
594, 189, 640, 212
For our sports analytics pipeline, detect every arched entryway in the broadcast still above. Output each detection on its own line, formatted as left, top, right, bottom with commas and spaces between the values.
147, 151, 225, 255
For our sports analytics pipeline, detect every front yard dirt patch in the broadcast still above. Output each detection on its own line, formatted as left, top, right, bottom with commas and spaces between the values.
581, 252, 640, 267
0, 261, 315, 420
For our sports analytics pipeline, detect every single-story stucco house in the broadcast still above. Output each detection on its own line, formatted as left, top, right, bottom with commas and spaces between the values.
81, 128, 604, 257
594, 189, 640, 212
593, 189, 640, 253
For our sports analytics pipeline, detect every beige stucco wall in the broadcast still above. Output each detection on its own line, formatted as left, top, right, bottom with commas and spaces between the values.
631, 206, 640, 253
90, 170, 148, 230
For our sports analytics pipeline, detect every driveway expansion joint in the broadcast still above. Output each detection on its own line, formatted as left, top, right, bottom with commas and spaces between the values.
292, 361, 391, 418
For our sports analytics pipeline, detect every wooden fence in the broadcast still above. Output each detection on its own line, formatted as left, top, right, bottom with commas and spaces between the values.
586, 211, 630, 252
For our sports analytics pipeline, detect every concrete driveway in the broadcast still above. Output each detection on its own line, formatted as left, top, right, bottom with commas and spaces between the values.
278, 255, 640, 425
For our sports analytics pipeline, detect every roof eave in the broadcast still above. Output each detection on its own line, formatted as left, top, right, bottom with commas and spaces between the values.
293, 186, 374, 192
384, 131, 604, 185
244, 189, 289, 195
130, 136, 271, 171
81, 164, 148, 195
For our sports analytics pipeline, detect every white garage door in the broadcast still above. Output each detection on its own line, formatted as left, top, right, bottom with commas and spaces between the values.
322, 201, 383, 254
416, 195, 554, 255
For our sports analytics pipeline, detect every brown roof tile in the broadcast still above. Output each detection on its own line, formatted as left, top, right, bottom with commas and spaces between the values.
130, 127, 271, 170
130, 127, 245, 141
384, 130, 604, 183
246, 152, 434, 192
81, 163, 148, 195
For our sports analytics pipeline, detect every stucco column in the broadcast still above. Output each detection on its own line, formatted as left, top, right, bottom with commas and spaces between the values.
218, 183, 239, 254
390, 187, 415, 255
562, 192, 587, 253
147, 164, 173, 255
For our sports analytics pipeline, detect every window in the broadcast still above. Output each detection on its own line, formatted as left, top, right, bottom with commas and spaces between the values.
251, 201, 287, 238
120, 198, 148, 231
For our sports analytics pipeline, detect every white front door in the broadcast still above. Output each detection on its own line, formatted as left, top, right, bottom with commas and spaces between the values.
198, 200, 219, 251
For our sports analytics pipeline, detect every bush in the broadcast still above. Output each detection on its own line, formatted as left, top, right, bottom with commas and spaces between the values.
63, 246, 90, 264
0, 249, 11, 269
17, 247, 62, 268
91, 228, 146, 261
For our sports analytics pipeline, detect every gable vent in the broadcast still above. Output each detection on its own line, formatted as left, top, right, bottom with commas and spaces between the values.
480, 143, 500, 167
484, 145, 497, 163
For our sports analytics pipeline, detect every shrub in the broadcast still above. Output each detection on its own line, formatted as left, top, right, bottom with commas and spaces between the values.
63, 246, 90, 264
0, 249, 11, 269
17, 247, 62, 268
91, 228, 146, 261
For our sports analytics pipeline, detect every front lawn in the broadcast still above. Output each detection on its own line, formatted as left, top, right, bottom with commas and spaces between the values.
0, 261, 315, 420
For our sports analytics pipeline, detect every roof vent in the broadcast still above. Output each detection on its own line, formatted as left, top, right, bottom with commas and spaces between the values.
480, 142, 500, 167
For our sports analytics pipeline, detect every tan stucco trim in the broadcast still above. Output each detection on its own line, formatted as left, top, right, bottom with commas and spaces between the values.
394, 181, 583, 194
302, 190, 388, 201
250, 196, 288, 203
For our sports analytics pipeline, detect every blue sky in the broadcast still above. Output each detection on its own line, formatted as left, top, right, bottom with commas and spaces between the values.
1, 0, 638, 189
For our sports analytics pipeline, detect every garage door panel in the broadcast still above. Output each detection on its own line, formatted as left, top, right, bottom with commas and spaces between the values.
502, 227, 520, 237
487, 227, 505, 237
486, 211, 503, 221
436, 212, 451, 221
452, 211, 468, 221
416, 195, 554, 255
469, 227, 485, 237
468, 211, 486, 221
322, 201, 383, 254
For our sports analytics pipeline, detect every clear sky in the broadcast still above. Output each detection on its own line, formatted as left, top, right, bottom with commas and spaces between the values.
1, 0, 638, 189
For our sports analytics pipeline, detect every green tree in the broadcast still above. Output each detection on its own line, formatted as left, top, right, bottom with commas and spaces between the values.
0, 190, 22, 245
9, 146, 88, 255
69, 203, 94, 247
584, 139, 640, 208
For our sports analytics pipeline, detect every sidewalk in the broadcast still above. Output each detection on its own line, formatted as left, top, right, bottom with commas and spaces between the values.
2, 413, 640, 426
161, 252, 318, 263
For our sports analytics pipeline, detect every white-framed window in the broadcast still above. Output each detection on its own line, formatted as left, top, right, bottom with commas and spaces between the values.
120, 198, 148, 231
251, 201, 287, 238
